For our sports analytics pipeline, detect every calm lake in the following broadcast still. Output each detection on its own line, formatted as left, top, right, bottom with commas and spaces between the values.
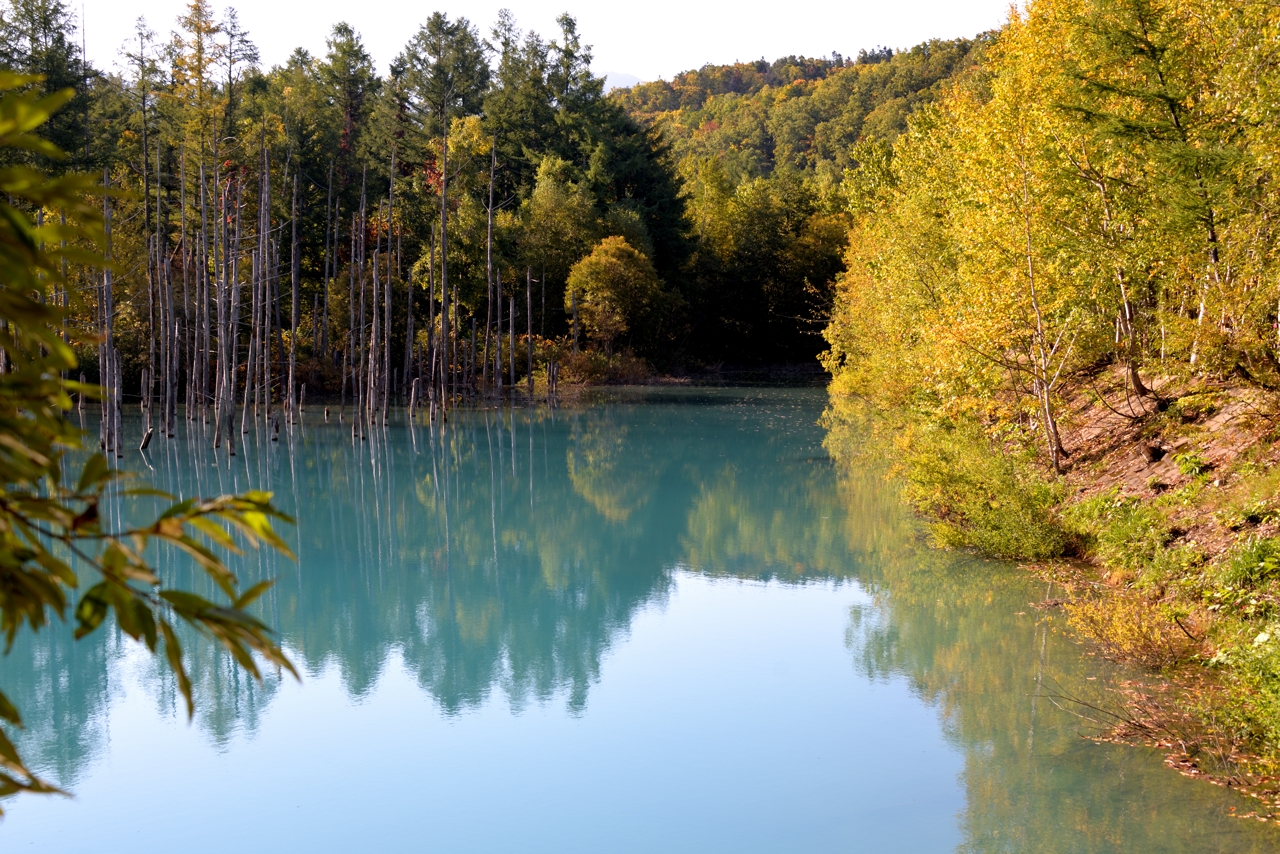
3, 387, 1278, 852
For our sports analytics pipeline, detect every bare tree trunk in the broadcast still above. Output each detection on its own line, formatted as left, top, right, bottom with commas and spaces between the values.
322, 159, 333, 360
227, 176, 242, 449
348, 213, 356, 417
267, 237, 279, 421
1019, 164, 1066, 472
199, 162, 212, 426
495, 269, 503, 394
340, 343, 348, 420
370, 236, 381, 420
397, 153, 414, 399
138, 53, 155, 433
440, 118, 451, 411
272, 235, 285, 418
180, 148, 192, 421
242, 245, 259, 434
157, 142, 175, 437
484, 138, 495, 390
452, 279, 459, 404
144, 239, 155, 435
358, 177, 368, 429
289, 173, 300, 419
526, 268, 534, 396
571, 288, 579, 355
213, 175, 228, 449
427, 223, 437, 408
102, 167, 116, 456
378, 204, 389, 419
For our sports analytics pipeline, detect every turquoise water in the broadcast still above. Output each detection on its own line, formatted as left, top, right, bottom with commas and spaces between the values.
3, 388, 1277, 852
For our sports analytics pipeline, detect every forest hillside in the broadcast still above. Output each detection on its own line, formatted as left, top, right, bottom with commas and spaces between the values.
612, 40, 986, 362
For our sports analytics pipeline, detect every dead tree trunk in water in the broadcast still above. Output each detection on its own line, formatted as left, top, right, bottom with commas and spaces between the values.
427, 223, 437, 411
242, 245, 259, 435
101, 167, 117, 456
348, 214, 356, 422
382, 201, 392, 419
212, 175, 228, 449
495, 269, 503, 395
440, 119, 451, 411
357, 175, 368, 431
322, 159, 334, 361
526, 267, 533, 396
483, 139, 495, 390
198, 162, 212, 425
289, 173, 300, 419
180, 149, 192, 421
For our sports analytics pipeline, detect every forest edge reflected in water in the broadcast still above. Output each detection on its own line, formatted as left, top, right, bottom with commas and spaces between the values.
3, 389, 1279, 852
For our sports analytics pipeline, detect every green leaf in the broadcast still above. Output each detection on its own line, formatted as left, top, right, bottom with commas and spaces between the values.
234, 579, 275, 611
187, 516, 241, 552
159, 620, 193, 719
158, 589, 215, 616
133, 599, 157, 651
0, 688, 22, 727
0, 725, 22, 766
158, 497, 198, 520
75, 452, 111, 493
72, 583, 109, 640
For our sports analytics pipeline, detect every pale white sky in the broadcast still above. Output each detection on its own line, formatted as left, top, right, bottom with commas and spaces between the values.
79, 0, 1014, 82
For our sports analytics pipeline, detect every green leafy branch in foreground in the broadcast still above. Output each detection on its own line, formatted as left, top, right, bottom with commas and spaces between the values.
0, 71, 296, 808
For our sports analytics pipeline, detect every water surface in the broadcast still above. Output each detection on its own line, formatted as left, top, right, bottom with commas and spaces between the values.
3, 388, 1276, 852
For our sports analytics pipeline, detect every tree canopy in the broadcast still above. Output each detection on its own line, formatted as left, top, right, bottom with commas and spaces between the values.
565, 236, 668, 353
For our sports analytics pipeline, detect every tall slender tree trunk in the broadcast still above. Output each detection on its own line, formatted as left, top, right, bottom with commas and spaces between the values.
102, 167, 116, 456
138, 54, 155, 433
199, 162, 212, 425
426, 223, 436, 410
289, 173, 300, 419
452, 280, 459, 404
527, 267, 533, 397
358, 178, 368, 430
243, 245, 259, 434
348, 215, 356, 421
484, 138, 495, 390
383, 204, 392, 418
440, 119, 450, 409
227, 176, 242, 452
370, 225, 381, 420
322, 159, 333, 360
213, 175, 228, 449
180, 148, 191, 421
495, 269, 503, 394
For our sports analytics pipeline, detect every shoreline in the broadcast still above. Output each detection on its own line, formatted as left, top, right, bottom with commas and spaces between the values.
823, 365, 1280, 820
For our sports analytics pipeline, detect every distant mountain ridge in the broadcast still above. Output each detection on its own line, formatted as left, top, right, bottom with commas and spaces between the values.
603, 71, 643, 92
